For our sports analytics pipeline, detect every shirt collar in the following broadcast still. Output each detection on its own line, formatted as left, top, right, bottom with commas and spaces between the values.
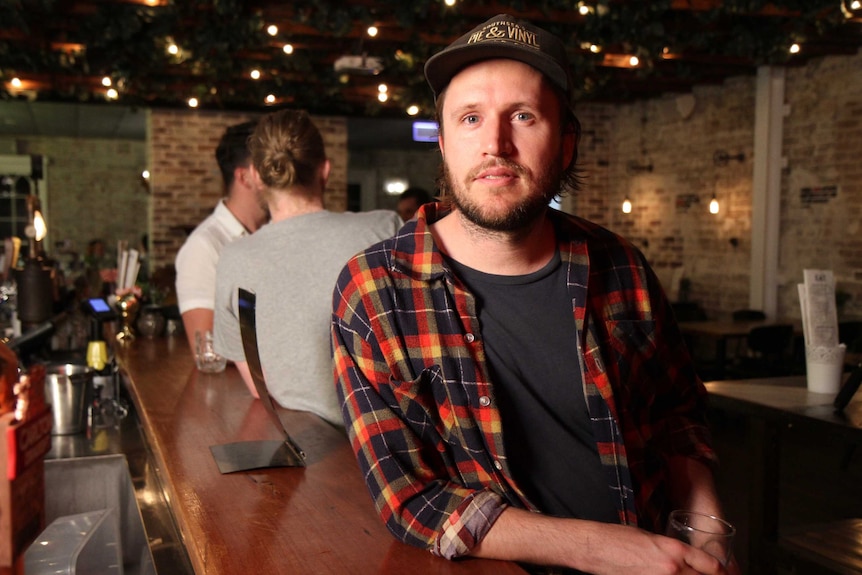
390, 202, 451, 282
213, 198, 249, 238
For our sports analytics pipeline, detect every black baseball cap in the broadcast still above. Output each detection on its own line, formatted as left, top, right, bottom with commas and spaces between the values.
424, 14, 572, 99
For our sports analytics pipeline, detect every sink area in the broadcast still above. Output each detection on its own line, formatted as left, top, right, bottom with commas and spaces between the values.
39, 390, 193, 575
38, 455, 153, 575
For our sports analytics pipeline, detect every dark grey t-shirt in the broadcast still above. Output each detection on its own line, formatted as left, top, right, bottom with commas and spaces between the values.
448, 251, 618, 523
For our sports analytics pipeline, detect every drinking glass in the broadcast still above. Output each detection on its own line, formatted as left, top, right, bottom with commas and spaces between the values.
195, 330, 226, 373
666, 509, 735, 566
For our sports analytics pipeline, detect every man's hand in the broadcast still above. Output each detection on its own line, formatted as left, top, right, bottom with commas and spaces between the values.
471, 507, 732, 575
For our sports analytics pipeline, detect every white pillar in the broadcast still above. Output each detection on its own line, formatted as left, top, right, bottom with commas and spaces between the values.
750, 66, 786, 318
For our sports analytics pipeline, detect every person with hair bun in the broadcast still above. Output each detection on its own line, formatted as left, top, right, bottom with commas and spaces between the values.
213, 109, 401, 426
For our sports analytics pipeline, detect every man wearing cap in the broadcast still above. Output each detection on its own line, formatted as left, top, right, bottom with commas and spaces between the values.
332, 14, 733, 575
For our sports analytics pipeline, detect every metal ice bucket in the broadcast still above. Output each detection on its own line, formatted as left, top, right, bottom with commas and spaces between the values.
45, 364, 93, 435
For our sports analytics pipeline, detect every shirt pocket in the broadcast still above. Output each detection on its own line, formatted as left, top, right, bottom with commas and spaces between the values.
388, 364, 470, 452
605, 319, 659, 410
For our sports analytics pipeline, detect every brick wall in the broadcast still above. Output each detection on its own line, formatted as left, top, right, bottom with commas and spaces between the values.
1, 135, 147, 263
567, 48, 862, 321
148, 109, 347, 270
779, 50, 862, 319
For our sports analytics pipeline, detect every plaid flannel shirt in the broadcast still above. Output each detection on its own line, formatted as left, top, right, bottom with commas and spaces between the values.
331, 203, 716, 559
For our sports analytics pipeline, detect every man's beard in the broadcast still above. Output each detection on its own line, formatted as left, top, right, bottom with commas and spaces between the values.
439, 157, 562, 232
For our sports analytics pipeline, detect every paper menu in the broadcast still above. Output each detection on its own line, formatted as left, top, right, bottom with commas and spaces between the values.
798, 269, 839, 348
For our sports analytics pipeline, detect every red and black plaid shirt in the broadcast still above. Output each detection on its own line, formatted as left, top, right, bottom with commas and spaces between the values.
331, 203, 716, 559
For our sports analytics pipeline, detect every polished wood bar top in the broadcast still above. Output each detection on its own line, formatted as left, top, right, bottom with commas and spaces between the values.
706, 376, 862, 440
115, 337, 526, 575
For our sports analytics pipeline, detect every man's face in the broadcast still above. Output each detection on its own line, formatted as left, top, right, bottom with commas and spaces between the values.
437, 59, 573, 232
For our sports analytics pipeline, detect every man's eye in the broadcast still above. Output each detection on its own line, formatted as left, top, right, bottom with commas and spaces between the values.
464, 115, 480, 124
515, 112, 533, 122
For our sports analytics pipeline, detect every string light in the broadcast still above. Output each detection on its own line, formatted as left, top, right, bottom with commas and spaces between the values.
622, 197, 632, 214
282, 43, 294, 54
842, 0, 862, 18
444, 0, 456, 6
406, 105, 419, 116
789, 43, 801, 54
187, 97, 198, 108
11, 78, 22, 88
367, 26, 378, 37
265, 94, 276, 104
167, 43, 179, 55
629, 55, 639, 67
267, 25, 278, 36
106, 88, 118, 100
250, 69, 261, 80
101, 76, 112, 87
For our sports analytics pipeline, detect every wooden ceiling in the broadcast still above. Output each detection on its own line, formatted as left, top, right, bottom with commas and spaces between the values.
2, 0, 861, 119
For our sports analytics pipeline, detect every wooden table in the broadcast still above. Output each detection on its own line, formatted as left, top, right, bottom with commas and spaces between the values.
115, 337, 526, 575
706, 376, 862, 574
681, 320, 801, 379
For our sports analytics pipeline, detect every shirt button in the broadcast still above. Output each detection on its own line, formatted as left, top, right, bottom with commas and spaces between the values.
464, 333, 475, 343
478, 396, 491, 407
493, 460, 502, 470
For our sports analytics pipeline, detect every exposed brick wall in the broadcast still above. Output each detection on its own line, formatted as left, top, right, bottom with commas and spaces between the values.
568, 48, 862, 321
4, 136, 147, 262
148, 109, 347, 271
780, 50, 862, 319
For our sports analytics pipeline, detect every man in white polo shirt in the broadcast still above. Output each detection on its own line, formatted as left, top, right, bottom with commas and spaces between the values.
175, 119, 267, 353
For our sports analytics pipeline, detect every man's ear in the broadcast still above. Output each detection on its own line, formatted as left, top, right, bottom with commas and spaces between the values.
240, 164, 263, 189
320, 159, 332, 187
438, 134, 444, 160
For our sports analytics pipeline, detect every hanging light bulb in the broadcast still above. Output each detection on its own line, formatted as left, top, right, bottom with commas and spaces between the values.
622, 197, 632, 214
709, 194, 720, 214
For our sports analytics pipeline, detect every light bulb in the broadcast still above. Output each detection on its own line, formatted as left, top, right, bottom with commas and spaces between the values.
622, 198, 632, 214
709, 195, 720, 214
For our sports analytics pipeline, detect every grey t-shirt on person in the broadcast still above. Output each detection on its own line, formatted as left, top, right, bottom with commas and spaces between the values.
213, 209, 402, 426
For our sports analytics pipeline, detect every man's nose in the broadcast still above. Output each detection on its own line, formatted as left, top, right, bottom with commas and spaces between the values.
482, 117, 513, 157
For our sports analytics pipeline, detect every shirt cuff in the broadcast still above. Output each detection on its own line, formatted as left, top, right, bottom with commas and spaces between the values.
434, 490, 508, 560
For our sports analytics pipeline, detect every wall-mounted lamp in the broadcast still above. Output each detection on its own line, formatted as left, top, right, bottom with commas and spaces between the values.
622, 196, 632, 214
713, 150, 745, 166
709, 193, 720, 214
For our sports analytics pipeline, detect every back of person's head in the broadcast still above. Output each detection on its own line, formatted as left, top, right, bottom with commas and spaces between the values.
215, 119, 258, 190
396, 187, 433, 221
248, 110, 326, 191
400, 187, 432, 205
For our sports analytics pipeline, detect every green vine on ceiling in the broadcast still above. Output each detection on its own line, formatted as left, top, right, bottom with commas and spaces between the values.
0, 0, 857, 116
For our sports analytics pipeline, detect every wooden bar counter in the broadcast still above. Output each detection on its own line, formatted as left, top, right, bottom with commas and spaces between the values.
114, 336, 526, 575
